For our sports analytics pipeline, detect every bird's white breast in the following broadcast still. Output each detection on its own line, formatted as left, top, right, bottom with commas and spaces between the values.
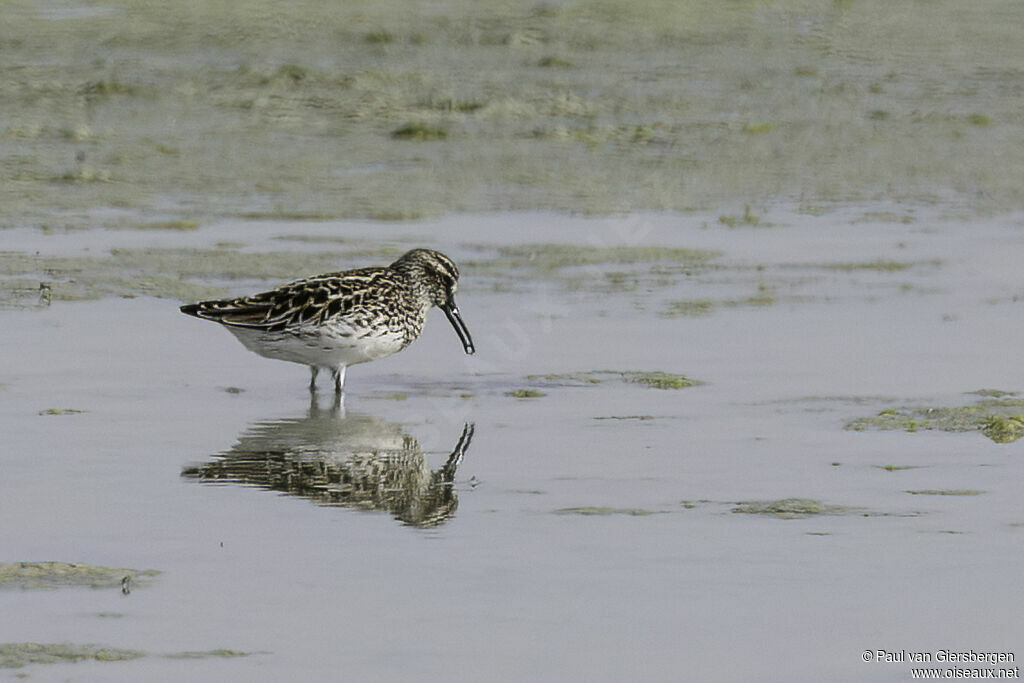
226, 323, 408, 369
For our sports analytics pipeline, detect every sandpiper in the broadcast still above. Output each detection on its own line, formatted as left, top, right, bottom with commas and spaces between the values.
180, 248, 474, 393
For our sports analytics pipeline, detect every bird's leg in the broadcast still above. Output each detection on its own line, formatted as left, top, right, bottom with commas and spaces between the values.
331, 366, 346, 394
309, 366, 319, 393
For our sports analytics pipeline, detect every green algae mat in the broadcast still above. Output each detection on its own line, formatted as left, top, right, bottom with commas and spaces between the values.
846, 392, 1024, 443
0, 562, 159, 590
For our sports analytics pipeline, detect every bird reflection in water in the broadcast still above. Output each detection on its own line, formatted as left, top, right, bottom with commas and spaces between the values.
181, 395, 474, 528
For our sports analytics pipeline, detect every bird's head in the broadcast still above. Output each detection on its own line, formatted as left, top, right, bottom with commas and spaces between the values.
391, 249, 475, 355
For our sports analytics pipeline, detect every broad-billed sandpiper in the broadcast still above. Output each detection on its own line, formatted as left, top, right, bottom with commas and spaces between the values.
180, 248, 474, 393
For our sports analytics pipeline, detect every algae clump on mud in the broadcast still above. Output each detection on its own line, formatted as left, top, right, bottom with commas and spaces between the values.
165, 649, 250, 659
626, 371, 699, 390
845, 393, 1024, 443
981, 415, 1024, 443
507, 389, 546, 398
664, 283, 775, 317
525, 370, 702, 390
554, 507, 660, 516
391, 122, 449, 140
0, 643, 251, 669
37, 408, 86, 416
0, 643, 145, 669
731, 498, 856, 519
904, 489, 984, 496
0, 562, 159, 590
490, 244, 719, 271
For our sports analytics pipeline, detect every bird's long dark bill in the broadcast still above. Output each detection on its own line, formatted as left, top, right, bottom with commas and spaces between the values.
443, 303, 475, 355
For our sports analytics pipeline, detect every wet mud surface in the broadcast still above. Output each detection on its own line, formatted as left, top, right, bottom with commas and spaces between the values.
3, 0, 1024, 228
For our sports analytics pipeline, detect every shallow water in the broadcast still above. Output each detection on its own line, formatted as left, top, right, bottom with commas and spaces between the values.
1, 209, 1022, 681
